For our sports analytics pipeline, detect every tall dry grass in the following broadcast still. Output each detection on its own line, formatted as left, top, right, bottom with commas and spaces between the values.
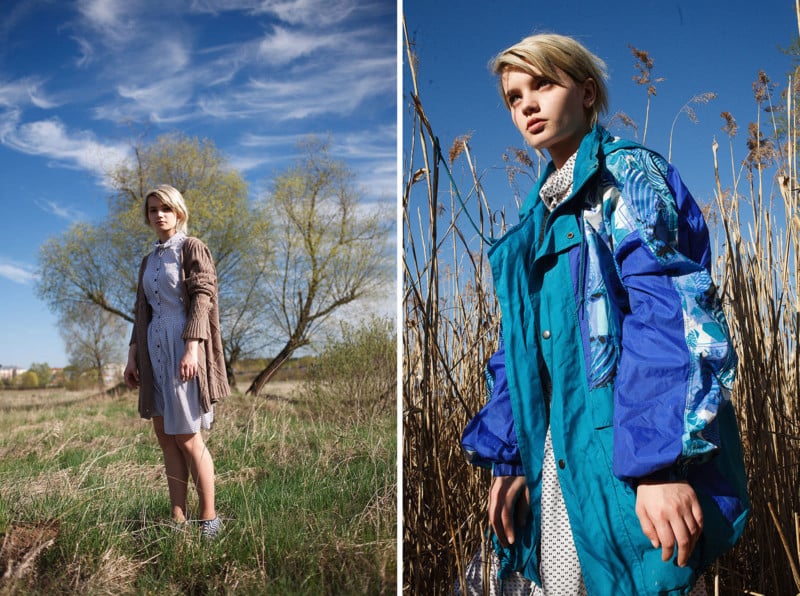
709, 65, 800, 594
402, 19, 504, 594
403, 14, 800, 596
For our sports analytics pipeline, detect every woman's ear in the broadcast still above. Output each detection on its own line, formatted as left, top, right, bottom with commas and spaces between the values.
583, 78, 597, 109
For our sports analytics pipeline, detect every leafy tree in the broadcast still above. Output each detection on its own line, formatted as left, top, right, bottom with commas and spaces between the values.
37, 133, 270, 387
27, 362, 53, 387
245, 137, 394, 395
18, 371, 39, 389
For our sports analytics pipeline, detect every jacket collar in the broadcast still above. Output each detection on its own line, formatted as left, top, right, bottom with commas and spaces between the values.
518, 125, 642, 220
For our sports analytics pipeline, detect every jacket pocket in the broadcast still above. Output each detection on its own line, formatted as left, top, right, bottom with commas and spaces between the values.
588, 384, 614, 429
491, 508, 540, 582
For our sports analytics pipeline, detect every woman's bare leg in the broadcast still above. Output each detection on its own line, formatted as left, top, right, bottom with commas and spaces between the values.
175, 432, 216, 521
153, 416, 189, 522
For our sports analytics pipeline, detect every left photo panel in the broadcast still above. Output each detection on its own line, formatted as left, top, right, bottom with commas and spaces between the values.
0, 1, 399, 593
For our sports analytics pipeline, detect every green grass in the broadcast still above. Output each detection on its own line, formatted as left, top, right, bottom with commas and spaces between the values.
0, 385, 396, 594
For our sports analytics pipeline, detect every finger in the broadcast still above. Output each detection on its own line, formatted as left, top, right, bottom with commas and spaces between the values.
488, 488, 508, 548
488, 480, 514, 548
500, 496, 516, 545
692, 500, 704, 532
515, 486, 531, 527
672, 521, 693, 567
636, 509, 660, 549
678, 511, 702, 567
653, 521, 675, 562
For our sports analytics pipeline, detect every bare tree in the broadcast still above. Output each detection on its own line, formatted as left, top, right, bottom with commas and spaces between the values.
245, 137, 394, 395
59, 301, 128, 389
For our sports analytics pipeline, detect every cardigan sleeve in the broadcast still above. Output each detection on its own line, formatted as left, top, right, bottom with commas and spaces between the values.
462, 340, 526, 477
181, 238, 217, 341
609, 151, 737, 482
129, 256, 149, 347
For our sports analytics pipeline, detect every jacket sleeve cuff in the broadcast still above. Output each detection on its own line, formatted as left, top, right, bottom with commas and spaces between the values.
492, 463, 526, 477
636, 461, 691, 485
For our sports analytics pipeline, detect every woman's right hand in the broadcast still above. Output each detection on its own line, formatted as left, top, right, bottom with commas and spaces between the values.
489, 475, 530, 548
123, 360, 139, 388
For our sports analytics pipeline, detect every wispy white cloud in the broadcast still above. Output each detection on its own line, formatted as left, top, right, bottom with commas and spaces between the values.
258, 26, 346, 65
335, 125, 396, 161
2, 1, 394, 188
35, 199, 86, 222
72, 36, 95, 68
257, 0, 358, 26
199, 52, 395, 121
75, 0, 139, 45
115, 74, 196, 122
191, 0, 358, 26
239, 132, 308, 148
0, 259, 37, 284
228, 153, 273, 173
234, 127, 395, 201
65, 1, 393, 125
0, 77, 57, 110
0, 115, 130, 180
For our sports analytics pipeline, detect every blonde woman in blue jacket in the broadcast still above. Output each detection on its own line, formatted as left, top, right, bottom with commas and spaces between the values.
462, 34, 749, 595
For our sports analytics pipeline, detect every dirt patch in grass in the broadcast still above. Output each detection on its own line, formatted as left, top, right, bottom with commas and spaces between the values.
0, 521, 59, 582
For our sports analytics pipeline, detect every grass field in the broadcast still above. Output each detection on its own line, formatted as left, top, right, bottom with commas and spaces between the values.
0, 380, 396, 595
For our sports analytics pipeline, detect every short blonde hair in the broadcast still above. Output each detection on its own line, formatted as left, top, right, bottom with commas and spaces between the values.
144, 184, 189, 233
492, 33, 609, 124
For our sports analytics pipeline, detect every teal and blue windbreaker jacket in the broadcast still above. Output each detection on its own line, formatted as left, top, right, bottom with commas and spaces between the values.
462, 125, 749, 595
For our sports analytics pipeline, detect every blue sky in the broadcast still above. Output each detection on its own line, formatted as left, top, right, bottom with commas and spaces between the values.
404, 0, 796, 240
0, 0, 396, 369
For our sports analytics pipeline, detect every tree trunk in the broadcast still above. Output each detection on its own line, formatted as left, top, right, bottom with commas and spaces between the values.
245, 343, 295, 396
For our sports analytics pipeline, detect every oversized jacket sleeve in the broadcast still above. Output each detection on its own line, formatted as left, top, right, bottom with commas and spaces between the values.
461, 340, 526, 477
609, 150, 737, 482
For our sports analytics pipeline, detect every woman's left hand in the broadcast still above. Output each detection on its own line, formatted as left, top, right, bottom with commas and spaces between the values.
180, 340, 199, 382
635, 480, 703, 567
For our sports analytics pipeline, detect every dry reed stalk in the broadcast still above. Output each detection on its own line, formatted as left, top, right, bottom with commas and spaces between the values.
711, 58, 800, 592
402, 17, 503, 594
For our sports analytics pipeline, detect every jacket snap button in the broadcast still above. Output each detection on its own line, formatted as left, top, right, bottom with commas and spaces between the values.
567, 232, 574, 239
542, 330, 551, 339
558, 459, 566, 469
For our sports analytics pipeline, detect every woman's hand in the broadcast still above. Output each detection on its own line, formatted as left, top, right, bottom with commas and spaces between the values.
488, 475, 530, 548
180, 340, 199, 382
635, 480, 703, 567
124, 345, 139, 388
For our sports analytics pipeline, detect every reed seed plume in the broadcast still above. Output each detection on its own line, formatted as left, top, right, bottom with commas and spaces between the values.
628, 46, 663, 143
449, 133, 473, 164
721, 111, 739, 137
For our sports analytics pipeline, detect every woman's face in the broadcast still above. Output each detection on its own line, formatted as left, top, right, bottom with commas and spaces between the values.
501, 65, 595, 168
147, 195, 179, 240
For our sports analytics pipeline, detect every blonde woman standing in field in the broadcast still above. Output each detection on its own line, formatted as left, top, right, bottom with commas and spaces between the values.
461, 34, 749, 595
124, 184, 229, 539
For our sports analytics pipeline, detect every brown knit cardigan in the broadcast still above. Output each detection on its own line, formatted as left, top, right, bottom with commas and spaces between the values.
130, 236, 230, 419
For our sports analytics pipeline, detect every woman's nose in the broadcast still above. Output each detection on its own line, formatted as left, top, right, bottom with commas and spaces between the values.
521, 94, 538, 115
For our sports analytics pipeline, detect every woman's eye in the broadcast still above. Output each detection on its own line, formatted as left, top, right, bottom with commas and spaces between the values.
536, 79, 552, 89
508, 93, 521, 105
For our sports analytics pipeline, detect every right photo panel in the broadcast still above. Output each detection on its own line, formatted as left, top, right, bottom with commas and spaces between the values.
401, 1, 800, 594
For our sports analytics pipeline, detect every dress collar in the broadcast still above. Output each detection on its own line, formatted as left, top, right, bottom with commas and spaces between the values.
153, 231, 186, 252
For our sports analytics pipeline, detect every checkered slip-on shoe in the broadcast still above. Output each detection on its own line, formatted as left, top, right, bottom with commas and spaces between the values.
198, 516, 222, 540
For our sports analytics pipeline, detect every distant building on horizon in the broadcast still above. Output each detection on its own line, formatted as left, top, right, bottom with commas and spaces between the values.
0, 366, 27, 380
